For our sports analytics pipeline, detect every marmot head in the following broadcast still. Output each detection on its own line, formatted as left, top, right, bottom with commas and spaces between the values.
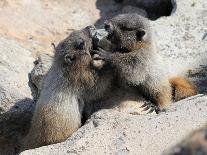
53, 26, 98, 89
54, 26, 95, 71
105, 13, 152, 52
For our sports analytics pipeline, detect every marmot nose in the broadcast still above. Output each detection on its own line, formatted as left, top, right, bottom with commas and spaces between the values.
64, 54, 76, 64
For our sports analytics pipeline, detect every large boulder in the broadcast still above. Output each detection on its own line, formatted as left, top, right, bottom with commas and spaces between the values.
21, 94, 207, 155
0, 0, 100, 54
0, 37, 34, 154
28, 54, 53, 101
163, 123, 207, 155
0, 37, 33, 112
152, 0, 207, 79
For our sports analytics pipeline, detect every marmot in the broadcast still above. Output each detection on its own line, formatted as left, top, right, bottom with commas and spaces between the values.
21, 26, 114, 150
93, 13, 197, 112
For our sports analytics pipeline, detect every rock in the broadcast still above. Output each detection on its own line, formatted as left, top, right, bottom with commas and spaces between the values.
150, 0, 207, 93
0, 37, 34, 154
0, 98, 34, 155
114, 0, 176, 19
0, 0, 100, 55
29, 54, 53, 101
20, 94, 207, 155
0, 37, 33, 112
163, 124, 207, 155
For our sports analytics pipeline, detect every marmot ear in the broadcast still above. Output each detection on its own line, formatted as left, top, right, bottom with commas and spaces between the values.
104, 21, 113, 31
136, 29, 146, 41
51, 43, 56, 52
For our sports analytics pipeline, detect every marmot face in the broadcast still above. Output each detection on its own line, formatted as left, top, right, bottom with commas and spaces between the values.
52, 27, 98, 90
54, 27, 93, 73
105, 13, 152, 52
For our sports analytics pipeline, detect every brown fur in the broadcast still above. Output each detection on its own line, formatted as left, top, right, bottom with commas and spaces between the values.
170, 77, 198, 101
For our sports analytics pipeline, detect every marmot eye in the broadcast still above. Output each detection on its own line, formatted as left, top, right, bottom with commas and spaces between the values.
76, 40, 85, 50
64, 54, 75, 64
106, 33, 113, 40
136, 29, 146, 40
105, 23, 110, 30
104, 21, 113, 31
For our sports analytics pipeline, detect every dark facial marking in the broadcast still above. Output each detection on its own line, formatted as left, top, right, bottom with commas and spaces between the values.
104, 21, 114, 32
64, 53, 76, 64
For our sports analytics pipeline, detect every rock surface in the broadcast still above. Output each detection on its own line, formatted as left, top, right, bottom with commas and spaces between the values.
0, 0, 99, 55
21, 95, 207, 155
163, 123, 207, 155
152, 0, 207, 83
29, 54, 53, 101
0, 37, 33, 112
0, 37, 34, 154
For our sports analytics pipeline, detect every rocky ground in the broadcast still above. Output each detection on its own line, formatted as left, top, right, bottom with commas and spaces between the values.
0, 0, 207, 155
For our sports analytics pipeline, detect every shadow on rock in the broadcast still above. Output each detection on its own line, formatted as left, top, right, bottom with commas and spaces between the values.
0, 98, 35, 155
95, 0, 177, 28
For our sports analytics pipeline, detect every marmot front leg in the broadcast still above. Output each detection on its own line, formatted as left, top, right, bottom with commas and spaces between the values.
92, 48, 113, 61
142, 78, 172, 111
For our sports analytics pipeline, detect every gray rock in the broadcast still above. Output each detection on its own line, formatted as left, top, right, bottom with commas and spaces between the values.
0, 37, 34, 154
0, 98, 34, 155
29, 54, 53, 101
163, 124, 207, 155
151, 0, 207, 93
0, 37, 34, 112
20, 94, 207, 155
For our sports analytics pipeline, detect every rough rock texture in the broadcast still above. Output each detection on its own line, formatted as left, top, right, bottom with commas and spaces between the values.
163, 124, 207, 155
0, 0, 99, 55
0, 37, 33, 112
29, 54, 53, 101
0, 98, 34, 155
152, 0, 207, 92
0, 37, 34, 154
21, 94, 207, 155
0, 0, 174, 55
